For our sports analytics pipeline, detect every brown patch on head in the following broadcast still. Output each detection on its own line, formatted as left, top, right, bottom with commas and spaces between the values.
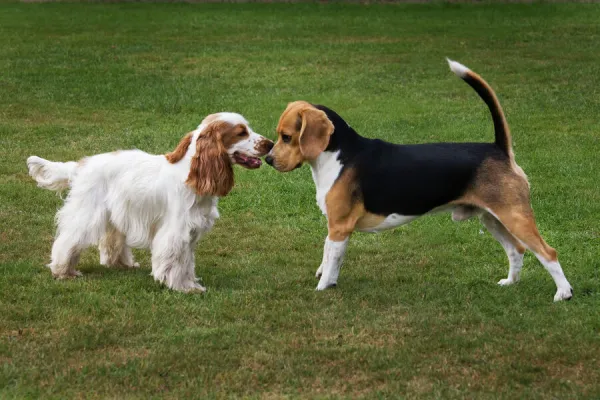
186, 121, 235, 197
165, 132, 193, 164
269, 101, 334, 172
220, 123, 250, 149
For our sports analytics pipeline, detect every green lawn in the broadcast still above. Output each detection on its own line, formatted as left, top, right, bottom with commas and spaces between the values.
1, 2, 599, 398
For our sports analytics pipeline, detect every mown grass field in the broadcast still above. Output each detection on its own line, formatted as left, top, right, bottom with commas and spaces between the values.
1, 2, 599, 398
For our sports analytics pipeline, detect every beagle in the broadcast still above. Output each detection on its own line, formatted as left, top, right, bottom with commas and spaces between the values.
265, 59, 573, 302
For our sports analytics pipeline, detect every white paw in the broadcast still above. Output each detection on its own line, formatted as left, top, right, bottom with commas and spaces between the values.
497, 278, 517, 286
315, 280, 336, 291
130, 262, 140, 268
554, 287, 573, 302
183, 282, 207, 293
53, 270, 82, 279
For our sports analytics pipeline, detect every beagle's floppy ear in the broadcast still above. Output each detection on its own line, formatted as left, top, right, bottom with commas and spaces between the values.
186, 122, 234, 197
298, 107, 334, 160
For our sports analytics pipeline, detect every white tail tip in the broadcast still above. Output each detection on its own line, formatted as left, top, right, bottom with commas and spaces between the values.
446, 58, 470, 78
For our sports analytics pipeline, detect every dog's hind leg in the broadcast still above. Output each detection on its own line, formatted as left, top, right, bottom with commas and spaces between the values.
49, 195, 108, 279
480, 212, 525, 286
49, 232, 82, 279
492, 207, 573, 302
99, 224, 138, 268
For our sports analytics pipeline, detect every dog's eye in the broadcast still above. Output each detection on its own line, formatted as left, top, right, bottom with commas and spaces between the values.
281, 134, 291, 143
237, 131, 247, 137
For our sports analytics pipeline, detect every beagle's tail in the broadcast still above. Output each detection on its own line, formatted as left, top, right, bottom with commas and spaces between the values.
27, 156, 78, 192
447, 59, 513, 158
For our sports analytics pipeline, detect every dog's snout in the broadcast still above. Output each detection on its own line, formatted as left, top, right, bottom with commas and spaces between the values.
265, 141, 274, 152
265, 155, 274, 166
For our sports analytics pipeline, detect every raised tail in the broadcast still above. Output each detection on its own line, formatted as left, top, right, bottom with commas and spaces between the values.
447, 58, 513, 157
27, 156, 78, 192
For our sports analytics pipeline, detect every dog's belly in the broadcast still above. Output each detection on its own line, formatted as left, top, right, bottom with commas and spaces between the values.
356, 213, 418, 233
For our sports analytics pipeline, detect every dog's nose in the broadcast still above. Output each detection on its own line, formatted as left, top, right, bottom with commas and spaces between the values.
265, 141, 274, 152
265, 155, 273, 166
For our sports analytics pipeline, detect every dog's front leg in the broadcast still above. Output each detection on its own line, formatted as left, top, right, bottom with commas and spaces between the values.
315, 239, 329, 279
315, 236, 349, 290
151, 227, 205, 293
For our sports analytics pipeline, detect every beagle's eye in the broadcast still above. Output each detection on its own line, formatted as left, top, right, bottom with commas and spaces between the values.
281, 134, 291, 143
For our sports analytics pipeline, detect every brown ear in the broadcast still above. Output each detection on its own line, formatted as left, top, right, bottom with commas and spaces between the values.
165, 132, 193, 164
186, 123, 234, 197
298, 107, 334, 160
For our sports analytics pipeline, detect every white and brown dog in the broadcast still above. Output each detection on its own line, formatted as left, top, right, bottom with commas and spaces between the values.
265, 60, 573, 302
28, 113, 273, 292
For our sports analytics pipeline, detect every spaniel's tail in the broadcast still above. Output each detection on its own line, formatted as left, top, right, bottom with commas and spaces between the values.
27, 156, 78, 192
447, 58, 513, 158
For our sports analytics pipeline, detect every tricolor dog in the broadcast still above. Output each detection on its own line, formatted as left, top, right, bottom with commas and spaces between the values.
265, 59, 573, 302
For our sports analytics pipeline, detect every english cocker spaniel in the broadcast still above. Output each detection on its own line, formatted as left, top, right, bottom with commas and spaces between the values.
27, 112, 273, 292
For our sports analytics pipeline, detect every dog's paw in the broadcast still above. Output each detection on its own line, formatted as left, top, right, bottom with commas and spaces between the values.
315, 282, 336, 291
497, 278, 517, 286
53, 270, 82, 279
315, 267, 323, 279
130, 262, 140, 269
554, 287, 573, 302
184, 282, 207, 293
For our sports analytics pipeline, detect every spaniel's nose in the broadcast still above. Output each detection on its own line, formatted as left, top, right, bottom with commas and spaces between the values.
265, 141, 274, 152
265, 155, 274, 166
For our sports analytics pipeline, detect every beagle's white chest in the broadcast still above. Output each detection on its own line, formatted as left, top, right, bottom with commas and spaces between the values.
309, 151, 343, 216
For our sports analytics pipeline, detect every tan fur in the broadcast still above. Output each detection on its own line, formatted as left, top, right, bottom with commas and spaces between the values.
269, 101, 334, 171
324, 167, 366, 241
186, 121, 235, 197
451, 157, 555, 261
298, 105, 334, 160
165, 132, 193, 164
465, 69, 513, 157
220, 123, 249, 148
356, 212, 387, 231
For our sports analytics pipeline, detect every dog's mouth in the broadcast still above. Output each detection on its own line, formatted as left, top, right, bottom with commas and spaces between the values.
233, 152, 262, 169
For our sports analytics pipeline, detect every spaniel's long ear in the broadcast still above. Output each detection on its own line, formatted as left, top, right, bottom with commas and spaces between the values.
186, 122, 234, 197
298, 107, 334, 160
165, 132, 193, 164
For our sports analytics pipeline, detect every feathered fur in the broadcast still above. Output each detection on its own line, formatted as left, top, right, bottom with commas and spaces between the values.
27, 112, 273, 292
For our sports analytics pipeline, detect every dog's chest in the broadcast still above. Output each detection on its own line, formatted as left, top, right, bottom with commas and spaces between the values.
310, 151, 343, 216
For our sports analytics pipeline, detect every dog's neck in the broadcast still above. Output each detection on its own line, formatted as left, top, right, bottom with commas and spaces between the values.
308, 150, 343, 216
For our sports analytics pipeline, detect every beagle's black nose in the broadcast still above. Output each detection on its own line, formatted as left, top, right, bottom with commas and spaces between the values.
265, 155, 274, 166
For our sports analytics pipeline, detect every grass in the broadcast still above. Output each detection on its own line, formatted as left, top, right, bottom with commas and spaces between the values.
1, 2, 599, 398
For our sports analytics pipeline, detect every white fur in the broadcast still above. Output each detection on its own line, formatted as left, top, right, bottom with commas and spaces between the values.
534, 258, 573, 302
26, 156, 78, 192
315, 237, 348, 290
358, 213, 417, 233
447, 58, 470, 78
480, 210, 572, 301
308, 150, 343, 216
480, 213, 524, 286
27, 112, 268, 292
